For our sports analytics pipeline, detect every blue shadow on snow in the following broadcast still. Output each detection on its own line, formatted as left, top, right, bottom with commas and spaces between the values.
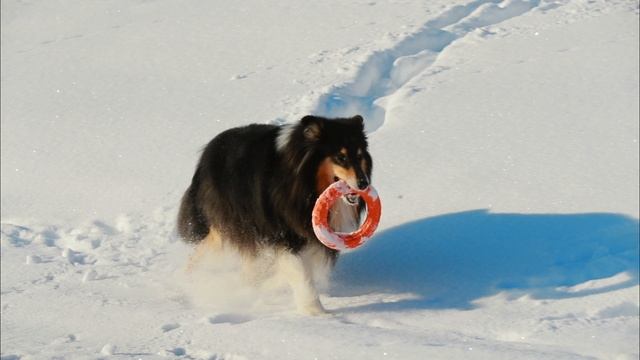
332, 209, 639, 311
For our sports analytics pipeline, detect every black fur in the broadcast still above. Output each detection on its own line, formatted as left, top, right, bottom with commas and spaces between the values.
177, 115, 372, 259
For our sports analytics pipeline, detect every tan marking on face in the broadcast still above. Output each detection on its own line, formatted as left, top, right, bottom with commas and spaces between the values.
360, 158, 368, 173
333, 164, 358, 189
316, 157, 336, 194
356, 149, 366, 171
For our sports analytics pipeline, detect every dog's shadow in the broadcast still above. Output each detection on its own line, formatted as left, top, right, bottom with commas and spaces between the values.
330, 209, 639, 311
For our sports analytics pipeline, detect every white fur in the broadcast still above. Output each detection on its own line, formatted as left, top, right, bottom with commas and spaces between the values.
277, 123, 360, 301
188, 237, 332, 315
276, 248, 327, 315
330, 198, 360, 233
276, 124, 295, 152
299, 242, 333, 291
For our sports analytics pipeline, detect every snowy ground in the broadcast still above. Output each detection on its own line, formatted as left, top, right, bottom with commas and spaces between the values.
2, 0, 639, 359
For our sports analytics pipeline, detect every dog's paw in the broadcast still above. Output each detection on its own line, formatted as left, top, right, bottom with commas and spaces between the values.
299, 300, 329, 316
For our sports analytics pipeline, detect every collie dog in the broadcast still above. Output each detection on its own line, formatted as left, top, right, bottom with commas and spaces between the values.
177, 115, 372, 314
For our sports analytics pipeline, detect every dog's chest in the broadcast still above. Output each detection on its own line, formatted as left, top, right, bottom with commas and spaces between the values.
328, 199, 359, 233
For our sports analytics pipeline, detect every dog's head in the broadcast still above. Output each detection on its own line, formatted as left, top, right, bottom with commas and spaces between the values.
277, 115, 372, 205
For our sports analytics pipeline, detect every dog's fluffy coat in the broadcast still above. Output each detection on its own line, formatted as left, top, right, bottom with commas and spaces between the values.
178, 115, 372, 314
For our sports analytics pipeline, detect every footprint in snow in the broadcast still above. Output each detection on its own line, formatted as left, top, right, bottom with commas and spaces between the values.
50, 334, 76, 345
62, 248, 95, 265
25, 255, 42, 264
230, 74, 249, 80
161, 323, 181, 332
158, 347, 186, 356
207, 313, 252, 325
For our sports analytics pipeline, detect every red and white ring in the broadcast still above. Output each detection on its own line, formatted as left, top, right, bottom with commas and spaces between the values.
312, 180, 382, 250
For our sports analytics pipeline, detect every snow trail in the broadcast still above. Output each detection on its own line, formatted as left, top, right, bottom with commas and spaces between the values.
312, 0, 541, 132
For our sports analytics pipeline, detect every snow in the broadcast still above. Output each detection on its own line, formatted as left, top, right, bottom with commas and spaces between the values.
1, 0, 638, 359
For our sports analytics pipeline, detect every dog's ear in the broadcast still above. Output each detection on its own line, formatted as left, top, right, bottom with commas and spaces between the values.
349, 115, 364, 129
300, 115, 324, 141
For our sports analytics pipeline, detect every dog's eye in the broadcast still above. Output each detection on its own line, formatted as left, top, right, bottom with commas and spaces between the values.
335, 154, 348, 164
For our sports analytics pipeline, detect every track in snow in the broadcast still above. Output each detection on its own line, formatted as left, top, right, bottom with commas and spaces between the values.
311, 0, 541, 132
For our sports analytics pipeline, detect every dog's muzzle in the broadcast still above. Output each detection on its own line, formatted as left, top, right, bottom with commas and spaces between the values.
344, 193, 359, 206
333, 176, 364, 206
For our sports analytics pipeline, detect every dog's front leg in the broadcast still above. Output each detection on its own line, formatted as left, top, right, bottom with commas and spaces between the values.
185, 227, 222, 273
277, 250, 327, 315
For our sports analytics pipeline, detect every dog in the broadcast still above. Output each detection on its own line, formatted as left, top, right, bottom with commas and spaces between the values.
177, 114, 372, 314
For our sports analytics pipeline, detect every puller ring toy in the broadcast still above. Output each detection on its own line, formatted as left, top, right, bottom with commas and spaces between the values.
312, 180, 382, 250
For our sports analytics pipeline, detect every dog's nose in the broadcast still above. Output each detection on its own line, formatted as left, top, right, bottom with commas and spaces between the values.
357, 178, 369, 190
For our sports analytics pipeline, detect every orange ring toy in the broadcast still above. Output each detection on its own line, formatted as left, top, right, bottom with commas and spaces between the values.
312, 180, 382, 250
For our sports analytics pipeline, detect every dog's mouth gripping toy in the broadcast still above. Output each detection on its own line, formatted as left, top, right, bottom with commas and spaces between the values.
312, 180, 382, 250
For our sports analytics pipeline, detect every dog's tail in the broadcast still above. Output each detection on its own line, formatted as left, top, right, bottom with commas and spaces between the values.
177, 167, 209, 243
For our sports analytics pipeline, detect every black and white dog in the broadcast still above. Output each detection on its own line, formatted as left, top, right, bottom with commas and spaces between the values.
178, 115, 372, 314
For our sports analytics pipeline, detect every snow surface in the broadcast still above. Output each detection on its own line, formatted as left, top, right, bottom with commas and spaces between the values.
1, 0, 639, 359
